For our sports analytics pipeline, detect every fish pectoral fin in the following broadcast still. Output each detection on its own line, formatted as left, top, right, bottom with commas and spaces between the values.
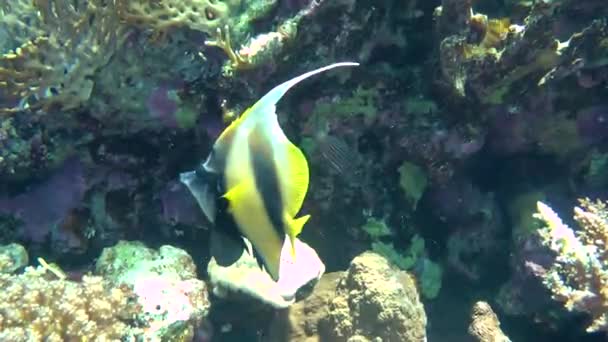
282, 141, 310, 216
209, 229, 246, 267
285, 214, 310, 258
180, 169, 219, 224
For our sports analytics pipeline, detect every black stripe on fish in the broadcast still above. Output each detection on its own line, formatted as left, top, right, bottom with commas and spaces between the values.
185, 164, 243, 243
215, 174, 272, 275
248, 127, 286, 239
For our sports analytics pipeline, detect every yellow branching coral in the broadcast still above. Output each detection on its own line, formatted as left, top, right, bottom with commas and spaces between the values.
0, 0, 124, 114
0, 266, 140, 341
115, 0, 242, 35
534, 199, 608, 333
204, 25, 254, 71
203, 18, 299, 76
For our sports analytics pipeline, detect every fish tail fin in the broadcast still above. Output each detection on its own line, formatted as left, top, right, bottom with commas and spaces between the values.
286, 214, 310, 258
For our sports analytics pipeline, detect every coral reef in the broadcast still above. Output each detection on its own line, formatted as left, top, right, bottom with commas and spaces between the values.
0, 241, 212, 340
0, 245, 140, 341
0, 0, 607, 340
534, 199, 608, 333
0, 0, 123, 113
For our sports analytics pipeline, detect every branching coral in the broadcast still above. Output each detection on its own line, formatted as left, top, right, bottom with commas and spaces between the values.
0, 265, 140, 340
204, 25, 255, 71
0, 0, 124, 114
534, 199, 608, 333
203, 11, 301, 76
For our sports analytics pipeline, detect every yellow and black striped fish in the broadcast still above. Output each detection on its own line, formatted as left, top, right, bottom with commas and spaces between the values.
181, 62, 359, 281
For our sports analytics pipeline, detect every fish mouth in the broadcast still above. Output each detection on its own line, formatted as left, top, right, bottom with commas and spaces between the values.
179, 170, 196, 186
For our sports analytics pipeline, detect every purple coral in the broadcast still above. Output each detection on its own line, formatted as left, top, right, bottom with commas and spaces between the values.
158, 180, 205, 227
0, 157, 86, 246
146, 84, 182, 129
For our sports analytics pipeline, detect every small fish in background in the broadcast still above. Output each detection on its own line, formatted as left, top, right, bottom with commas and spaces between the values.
317, 134, 361, 175
181, 62, 359, 281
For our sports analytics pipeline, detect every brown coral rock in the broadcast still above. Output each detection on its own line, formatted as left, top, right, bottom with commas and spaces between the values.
468, 301, 511, 342
323, 252, 427, 342
266, 272, 342, 342
321, 252, 427, 342
266, 252, 427, 342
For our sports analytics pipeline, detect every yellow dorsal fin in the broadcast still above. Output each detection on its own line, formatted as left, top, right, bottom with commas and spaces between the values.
213, 107, 252, 148
285, 214, 310, 258
283, 141, 310, 216
248, 62, 360, 122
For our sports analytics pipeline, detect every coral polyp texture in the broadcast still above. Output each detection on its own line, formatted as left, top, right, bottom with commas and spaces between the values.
534, 199, 608, 333
116, 0, 242, 34
323, 252, 427, 342
0, 0, 123, 114
0, 263, 139, 341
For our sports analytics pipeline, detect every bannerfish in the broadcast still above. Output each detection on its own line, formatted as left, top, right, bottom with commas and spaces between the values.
181, 62, 359, 281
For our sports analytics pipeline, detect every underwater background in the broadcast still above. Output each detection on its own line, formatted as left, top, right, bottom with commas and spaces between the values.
0, 0, 608, 341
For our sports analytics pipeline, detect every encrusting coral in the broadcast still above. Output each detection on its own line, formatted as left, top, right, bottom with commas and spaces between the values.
115, 0, 242, 35
95, 241, 210, 341
534, 199, 608, 333
0, 258, 140, 341
322, 252, 427, 342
